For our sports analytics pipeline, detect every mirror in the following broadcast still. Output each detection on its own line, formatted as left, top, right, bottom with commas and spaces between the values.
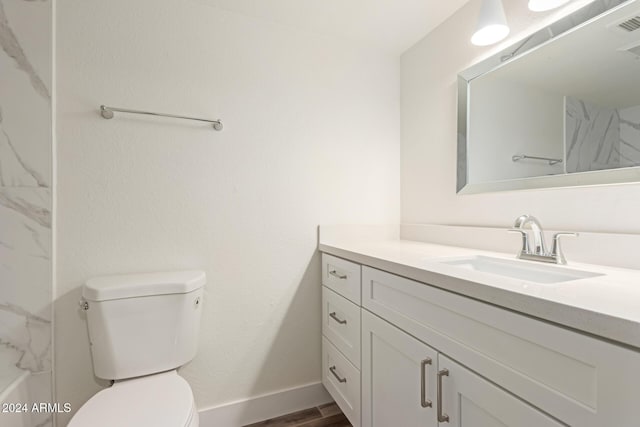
458, 0, 640, 194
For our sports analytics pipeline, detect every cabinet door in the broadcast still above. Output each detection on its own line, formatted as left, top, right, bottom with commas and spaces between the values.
362, 310, 438, 427
437, 354, 563, 427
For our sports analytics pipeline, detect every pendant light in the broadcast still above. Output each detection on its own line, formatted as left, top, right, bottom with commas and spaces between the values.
528, 0, 571, 12
471, 0, 510, 46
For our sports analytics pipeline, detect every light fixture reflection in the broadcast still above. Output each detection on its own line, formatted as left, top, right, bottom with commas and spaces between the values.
472, 0, 510, 46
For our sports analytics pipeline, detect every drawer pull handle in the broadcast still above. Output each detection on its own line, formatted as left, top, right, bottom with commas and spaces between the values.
437, 369, 450, 423
329, 365, 347, 383
420, 358, 433, 408
329, 270, 347, 280
329, 312, 347, 325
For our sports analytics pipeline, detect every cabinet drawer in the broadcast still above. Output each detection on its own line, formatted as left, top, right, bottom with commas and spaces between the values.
322, 286, 361, 368
322, 253, 361, 305
322, 337, 361, 427
362, 266, 640, 427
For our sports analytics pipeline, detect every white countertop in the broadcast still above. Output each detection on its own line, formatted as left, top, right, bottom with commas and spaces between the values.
319, 227, 640, 349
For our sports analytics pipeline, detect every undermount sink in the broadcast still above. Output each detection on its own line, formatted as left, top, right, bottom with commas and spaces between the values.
438, 255, 604, 284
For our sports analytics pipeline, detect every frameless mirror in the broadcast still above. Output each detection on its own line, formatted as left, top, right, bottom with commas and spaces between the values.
458, 0, 640, 194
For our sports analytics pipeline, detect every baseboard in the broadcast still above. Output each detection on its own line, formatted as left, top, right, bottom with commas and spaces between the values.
198, 382, 333, 427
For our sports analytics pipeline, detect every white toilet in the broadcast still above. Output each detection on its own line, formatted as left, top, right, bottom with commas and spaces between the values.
68, 270, 206, 427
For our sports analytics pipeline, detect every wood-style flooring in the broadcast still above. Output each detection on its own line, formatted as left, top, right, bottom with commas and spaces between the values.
244, 403, 351, 427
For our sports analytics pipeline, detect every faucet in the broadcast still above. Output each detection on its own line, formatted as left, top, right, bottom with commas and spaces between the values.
513, 214, 546, 255
509, 215, 578, 264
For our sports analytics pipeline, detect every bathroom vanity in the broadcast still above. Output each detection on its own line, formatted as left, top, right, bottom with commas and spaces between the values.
319, 227, 640, 427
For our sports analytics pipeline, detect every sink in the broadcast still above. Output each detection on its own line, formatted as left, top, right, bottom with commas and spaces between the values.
438, 255, 604, 284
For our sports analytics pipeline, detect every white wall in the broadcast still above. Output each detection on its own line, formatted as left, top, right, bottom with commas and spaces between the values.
401, 0, 640, 233
55, 0, 400, 424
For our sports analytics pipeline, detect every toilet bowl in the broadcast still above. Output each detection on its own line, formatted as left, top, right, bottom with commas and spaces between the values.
68, 371, 198, 427
67, 270, 206, 426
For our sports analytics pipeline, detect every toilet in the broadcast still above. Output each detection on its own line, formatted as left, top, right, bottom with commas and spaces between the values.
68, 270, 206, 427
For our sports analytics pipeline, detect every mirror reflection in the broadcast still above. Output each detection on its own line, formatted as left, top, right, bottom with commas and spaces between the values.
460, 0, 640, 192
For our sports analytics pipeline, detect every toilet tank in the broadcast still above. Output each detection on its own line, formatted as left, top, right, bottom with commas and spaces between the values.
82, 270, 205, 380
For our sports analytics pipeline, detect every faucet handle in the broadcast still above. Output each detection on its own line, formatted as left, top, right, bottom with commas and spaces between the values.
508, 228, 530, 255
551, 232, 578, 264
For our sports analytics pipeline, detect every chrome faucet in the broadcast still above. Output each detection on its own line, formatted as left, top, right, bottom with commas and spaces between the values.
509, 215, 578, 264
513, 214, 546, 255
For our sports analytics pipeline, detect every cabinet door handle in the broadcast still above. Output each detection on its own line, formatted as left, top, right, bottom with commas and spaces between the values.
420, 358, 433, 408
329, 365, 347, 383
329, 312, 347, 325
437, 369, 450, 423
329, 270, 347, 280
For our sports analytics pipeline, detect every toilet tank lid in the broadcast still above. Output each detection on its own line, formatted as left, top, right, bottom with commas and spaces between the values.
83, 270, 206, 301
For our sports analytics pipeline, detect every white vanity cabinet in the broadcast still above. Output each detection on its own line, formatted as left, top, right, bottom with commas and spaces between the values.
361, 310, 561, 427
321, 250, 640, 427
360, 265, 640, 427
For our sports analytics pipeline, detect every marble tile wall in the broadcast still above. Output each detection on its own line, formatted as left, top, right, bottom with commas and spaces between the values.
565, 96, 621, 173
618, 104, 640, 167
0, 0, 53, 425
565, 97, 640, 173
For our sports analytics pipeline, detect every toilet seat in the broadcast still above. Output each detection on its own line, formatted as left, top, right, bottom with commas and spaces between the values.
68, 370, 198, 427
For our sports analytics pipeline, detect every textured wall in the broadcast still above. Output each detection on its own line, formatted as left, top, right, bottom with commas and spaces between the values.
0, 0, 53, 426
401, 0, 640, 233
55, 0, 400, 424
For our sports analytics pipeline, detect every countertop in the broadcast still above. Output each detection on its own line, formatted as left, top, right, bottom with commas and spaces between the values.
319, 229, 640, 349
